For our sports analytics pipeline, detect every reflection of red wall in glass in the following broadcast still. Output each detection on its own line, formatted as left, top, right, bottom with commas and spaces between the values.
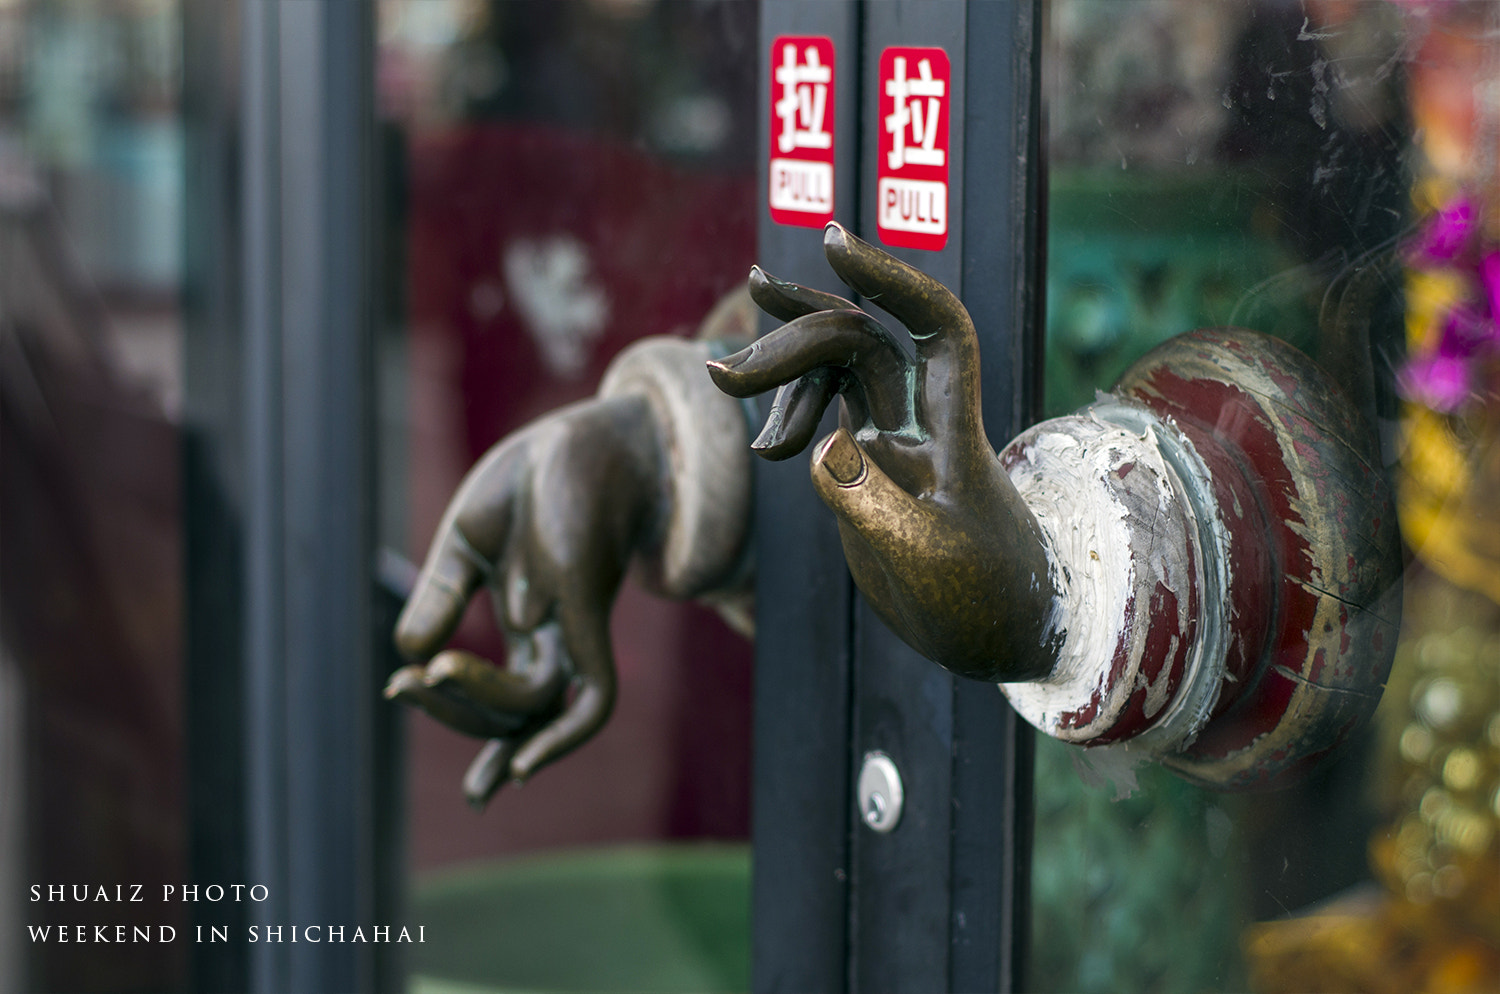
404, 124, 757, 867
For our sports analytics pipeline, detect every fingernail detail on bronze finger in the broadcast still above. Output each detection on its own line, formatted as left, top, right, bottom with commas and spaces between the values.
751, 407, 786, 451
748, 266, 784, 288
818, 430, 866, 486
709, 346, 752, 371
383, 665, 425, 700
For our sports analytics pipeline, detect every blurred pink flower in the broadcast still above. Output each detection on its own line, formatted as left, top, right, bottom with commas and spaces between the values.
1399, 195, 1497, 412
1409, 196, 1477, 265
1433, 304, 1497, 372
1481, 252, 1500, 319
1400, 353, 1472, 412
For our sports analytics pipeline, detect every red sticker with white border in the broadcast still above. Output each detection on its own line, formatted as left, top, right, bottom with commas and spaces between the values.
876, 46, 950, 251
768, 36, 835, 228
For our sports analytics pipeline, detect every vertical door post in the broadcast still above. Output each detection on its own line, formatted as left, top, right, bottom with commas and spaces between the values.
186, 3, 398, 991
753, 2, 1043, 991
754, 3, 862, 991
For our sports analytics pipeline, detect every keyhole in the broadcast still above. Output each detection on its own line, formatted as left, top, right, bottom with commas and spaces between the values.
857, 751, 904, 833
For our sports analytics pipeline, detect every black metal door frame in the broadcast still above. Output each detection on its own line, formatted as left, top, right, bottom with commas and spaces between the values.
753, 3, 1045, 991
183, 3, 401, 992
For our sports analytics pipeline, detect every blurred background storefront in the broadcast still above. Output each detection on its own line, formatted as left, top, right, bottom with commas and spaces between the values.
0, 2, 185, 991
0, 1, 1494, 992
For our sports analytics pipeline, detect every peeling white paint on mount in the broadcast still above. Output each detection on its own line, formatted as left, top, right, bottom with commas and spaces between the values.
999, 398, 1232, 752
1000, 413, 1147, 738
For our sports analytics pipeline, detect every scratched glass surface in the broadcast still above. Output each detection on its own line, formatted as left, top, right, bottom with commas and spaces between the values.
376, 3, 758, 992
1033, 3, 1500, 992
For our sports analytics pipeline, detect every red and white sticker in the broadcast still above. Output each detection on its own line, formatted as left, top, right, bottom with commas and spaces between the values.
876, 46, 950, 251
768, 36, 835, 228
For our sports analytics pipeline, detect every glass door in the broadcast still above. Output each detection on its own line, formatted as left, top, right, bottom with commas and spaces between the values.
376, 4, 760, 992
381, 3, 1500, 994
381, 4, 1042, 991
1031, 3, 1499, 992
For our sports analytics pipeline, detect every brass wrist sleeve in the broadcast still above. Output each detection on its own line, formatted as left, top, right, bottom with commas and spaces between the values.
598, 334, 755, 632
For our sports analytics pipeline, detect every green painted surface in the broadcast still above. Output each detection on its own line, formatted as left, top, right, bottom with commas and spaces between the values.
1044, 169, 1317, 419
409, 844, 750, 994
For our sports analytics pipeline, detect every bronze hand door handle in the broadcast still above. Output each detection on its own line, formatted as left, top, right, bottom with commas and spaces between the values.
387, 292, 757, 806
710, 222, 1401, 790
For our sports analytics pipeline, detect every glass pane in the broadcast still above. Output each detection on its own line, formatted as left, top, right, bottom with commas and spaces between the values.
375, 3, 759, 991
1035, 2, 1499, 992
0, 1, 186, 991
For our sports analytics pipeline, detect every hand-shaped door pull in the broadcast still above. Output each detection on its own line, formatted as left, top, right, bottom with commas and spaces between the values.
710, 223, 1401, 790
387, 292, 757, 806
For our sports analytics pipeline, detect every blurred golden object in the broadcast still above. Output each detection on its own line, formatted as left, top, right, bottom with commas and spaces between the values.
1371, 580, 1500, 935
1247, 576, 1499, 993
1245, 892, 1500, 994
1405, 270, 1468, 354
1398, 404, 1500, 608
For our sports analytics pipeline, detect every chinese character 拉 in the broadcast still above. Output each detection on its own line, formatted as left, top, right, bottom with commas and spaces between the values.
885, 56, 944, 170
775, 43, 832, 154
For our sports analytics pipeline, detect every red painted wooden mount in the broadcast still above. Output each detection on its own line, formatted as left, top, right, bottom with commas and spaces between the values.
999, 329, 1402, 791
